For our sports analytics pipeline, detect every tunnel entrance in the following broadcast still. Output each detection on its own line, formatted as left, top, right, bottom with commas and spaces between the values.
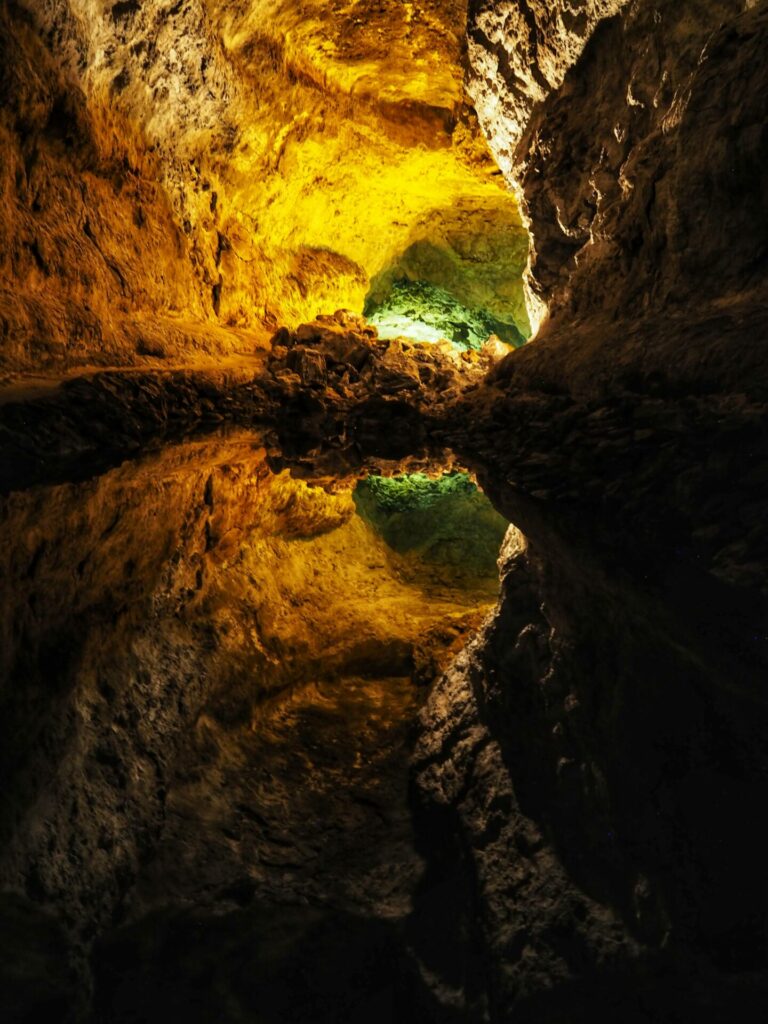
360, 198, 532, 352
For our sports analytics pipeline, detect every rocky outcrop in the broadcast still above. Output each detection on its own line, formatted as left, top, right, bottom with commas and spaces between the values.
467, 0, 629, 175
413, 530, 642, 1021
0, 310, 501, 492
414, 517, 768, 1020
468, 0, 768, 323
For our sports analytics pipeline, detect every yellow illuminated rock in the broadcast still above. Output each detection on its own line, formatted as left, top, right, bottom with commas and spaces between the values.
1, 0, 529, 373
0, 434, 496, 751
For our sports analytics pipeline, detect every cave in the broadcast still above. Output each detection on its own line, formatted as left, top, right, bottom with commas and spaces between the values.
1, 2, 768, 1022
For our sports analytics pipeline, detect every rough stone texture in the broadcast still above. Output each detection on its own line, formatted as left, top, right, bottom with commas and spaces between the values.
2, 0, 768, 1020
0, 310, 499, 492
365, 200, 531, 336
413, 521, 768, 1021
366, 279, 526, 349
2, 283, 768, 1019
0, 3, 236, 370
413, 531, 641, 1021
0, 0, 527, 374
91, 675, 440, 1024
468, 0, 768, 322
0, 423, 496, 1021
400, 0, 768, 1016
467, 0, 629, 174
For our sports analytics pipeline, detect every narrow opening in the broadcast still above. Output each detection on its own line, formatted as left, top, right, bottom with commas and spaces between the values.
361, 200, 533, 351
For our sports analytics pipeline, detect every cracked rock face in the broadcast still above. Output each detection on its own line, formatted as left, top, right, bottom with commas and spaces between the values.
467, 0, 629, 174
468, 0, 768, 322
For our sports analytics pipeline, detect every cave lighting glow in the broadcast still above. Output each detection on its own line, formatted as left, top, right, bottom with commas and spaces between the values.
365, 279, 527, 351
369, 314, 451, 345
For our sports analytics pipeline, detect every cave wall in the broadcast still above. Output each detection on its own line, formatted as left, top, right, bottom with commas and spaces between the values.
0, 441, 348, 950
0, 4, 216, 370
2, 0, 767, 1019
0, 422, 494, 1018
468, 0, 768, 324
467, 0, 629, 174
409, 0, 768, 1017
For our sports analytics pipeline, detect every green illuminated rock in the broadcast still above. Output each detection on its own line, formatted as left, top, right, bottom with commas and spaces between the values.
364, 280, 527, 350
354, 472, 508, 578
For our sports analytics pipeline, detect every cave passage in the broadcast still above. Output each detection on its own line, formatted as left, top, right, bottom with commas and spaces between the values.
89, 461, 508, 1023
360, 207, 532, 353
4, 0, 768, 1021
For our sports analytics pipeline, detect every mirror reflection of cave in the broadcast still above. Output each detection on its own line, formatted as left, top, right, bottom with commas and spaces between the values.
2, 2, 768, 1023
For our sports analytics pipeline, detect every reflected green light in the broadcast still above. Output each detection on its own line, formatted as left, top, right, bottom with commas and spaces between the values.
354, 472, 508, 578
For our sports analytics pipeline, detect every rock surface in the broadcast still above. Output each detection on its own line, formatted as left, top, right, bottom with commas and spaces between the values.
0, 430, 497, 1019
468, 0, 768, 323
0, 310, 495, 492
2, 0, 768, 1021
0, 0, 527, 373
400, 0, 768, 1016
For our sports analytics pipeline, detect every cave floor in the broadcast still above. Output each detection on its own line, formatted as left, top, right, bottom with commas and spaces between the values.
91, 672, 457, 1024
